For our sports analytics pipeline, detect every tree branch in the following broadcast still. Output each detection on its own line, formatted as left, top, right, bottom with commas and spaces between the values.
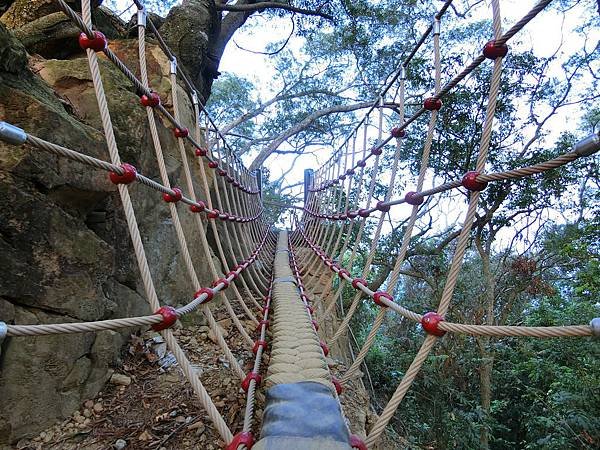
220, 87, 351, 136
215, 2, 334, 21
248, 100, 396, 170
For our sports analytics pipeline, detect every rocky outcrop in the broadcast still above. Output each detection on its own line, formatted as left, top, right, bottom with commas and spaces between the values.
0, 3, 221, 444
0, 0, 102, 29
0, 0, 61, 29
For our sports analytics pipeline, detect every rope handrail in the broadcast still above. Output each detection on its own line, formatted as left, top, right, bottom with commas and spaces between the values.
320, 0, 456, 169
133, 1, 253, 176
296, 227, 596, 338
312, 0, 555, 191
302, 135, 599, 219
3, 230, 270, 337
0, 123, 263, 223
54, 0, 260, 195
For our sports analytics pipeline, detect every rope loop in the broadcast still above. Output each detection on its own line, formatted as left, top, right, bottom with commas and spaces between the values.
109, 163, 137, 185
462, 171, 488, 191
226, 431, 254, 450
241, 372, 262, 392
162, 187, 183, 203
78, 31, 107, 52
194, 287, 214, 303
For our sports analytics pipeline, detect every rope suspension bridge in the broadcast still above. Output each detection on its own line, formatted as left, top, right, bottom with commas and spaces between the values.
0, 0, 598, 448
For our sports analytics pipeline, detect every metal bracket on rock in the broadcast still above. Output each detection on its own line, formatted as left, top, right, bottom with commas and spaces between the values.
590, 318, 600, 337
0, 121, 27, 145
137, 8, 147, 27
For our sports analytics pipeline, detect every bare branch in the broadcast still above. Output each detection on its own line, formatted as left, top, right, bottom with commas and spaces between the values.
220, 87, 352, 136
232, 14, 296, 55
248, 100, 401, 170
215, 2, 334, 21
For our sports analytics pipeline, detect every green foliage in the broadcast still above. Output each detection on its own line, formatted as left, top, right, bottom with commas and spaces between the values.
207, 73, 258, 143
494, 295, 600, 449
354, 219, 600, 449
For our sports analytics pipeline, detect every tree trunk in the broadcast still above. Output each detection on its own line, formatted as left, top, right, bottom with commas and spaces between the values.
479, 343, 494, 449
478, 248, 496, 450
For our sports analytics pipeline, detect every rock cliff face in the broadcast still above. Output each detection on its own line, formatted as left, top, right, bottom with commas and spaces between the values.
0, 2, 221, 445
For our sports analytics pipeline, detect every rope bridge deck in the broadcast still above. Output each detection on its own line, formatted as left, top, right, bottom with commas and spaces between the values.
254, 231, 350, 449
0, 0, 598, 449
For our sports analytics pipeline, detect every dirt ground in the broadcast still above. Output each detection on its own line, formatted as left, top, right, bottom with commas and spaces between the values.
13, 301, 259, 450
12, 300, 382, 450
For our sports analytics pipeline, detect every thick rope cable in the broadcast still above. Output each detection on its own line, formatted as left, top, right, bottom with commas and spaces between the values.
342, 16, 443, 383
366, 2, 504, 444
21, 131, 259, 222
191, 108, 263, 313
318, 135, 365, 316
299, 145, 596, 219
79, 0, 233, 441
321, 119, 377, 319
329, 90, 407, 345
169, 69, 254, 349
316, 135, 361, 314
265, 232, 333, 389
294, 227, 594, 338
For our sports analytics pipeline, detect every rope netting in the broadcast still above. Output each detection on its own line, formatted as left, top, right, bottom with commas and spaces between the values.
292, 0, 599, 446
0, 0, 276, 447
0, 0, 599, 449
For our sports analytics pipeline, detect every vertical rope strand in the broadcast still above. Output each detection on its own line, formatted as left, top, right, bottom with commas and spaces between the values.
366, 3, 505, 444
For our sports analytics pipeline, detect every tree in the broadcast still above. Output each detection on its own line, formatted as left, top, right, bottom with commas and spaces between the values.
294, 1, 599, 447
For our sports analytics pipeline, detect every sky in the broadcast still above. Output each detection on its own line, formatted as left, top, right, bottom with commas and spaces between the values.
213, 0, 598, 234
215, 2, 595, 161
106, 0, 598, 236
